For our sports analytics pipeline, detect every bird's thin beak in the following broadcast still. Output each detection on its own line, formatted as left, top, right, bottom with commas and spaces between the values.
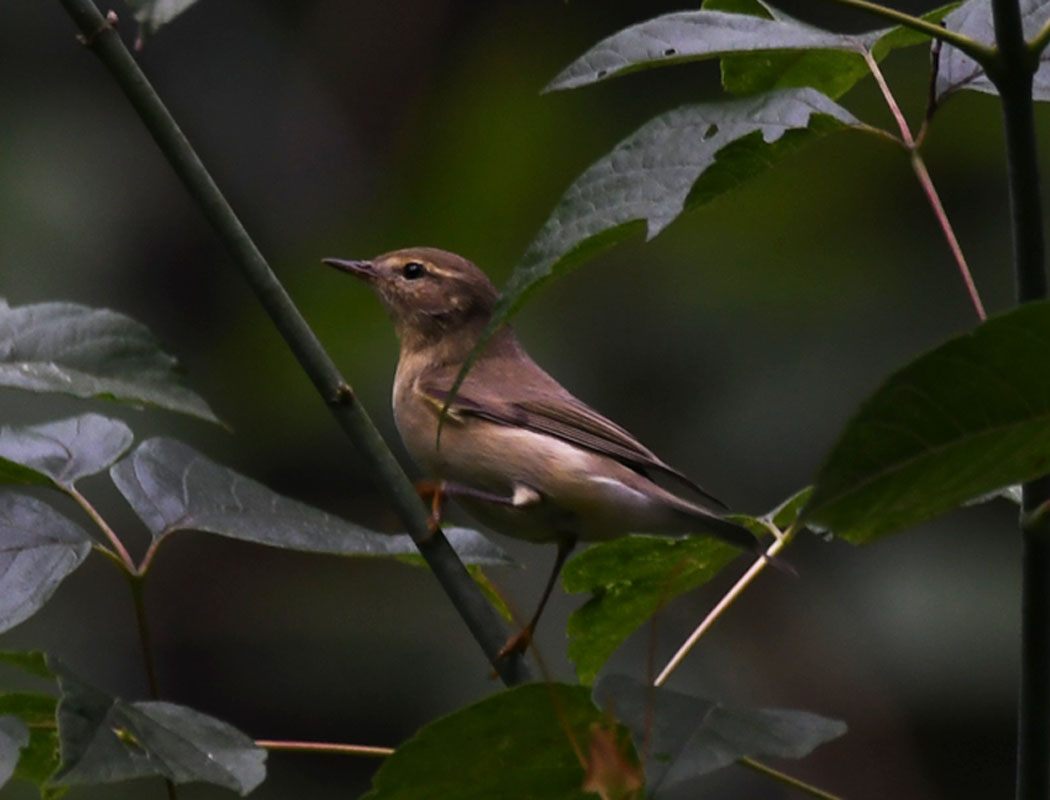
323, 258, 377, 281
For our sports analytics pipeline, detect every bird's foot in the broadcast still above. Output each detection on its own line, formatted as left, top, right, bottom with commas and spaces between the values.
413, 479, 446, 535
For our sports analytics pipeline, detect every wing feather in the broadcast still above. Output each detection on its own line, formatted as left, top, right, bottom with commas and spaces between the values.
422, 381, 728, 511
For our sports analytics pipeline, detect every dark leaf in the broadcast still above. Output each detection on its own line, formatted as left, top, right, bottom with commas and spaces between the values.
490, 89, 856, 338
0, 415, 133, 490
546, 9, 861, 92
50, 659, 265, 794
110, 438, 511, 565
0, 494, 92, 634
709, 0, 960, 98
0, 299, 219, 424
595, 675, 845, 793
804, 301, 1050, 542
362, 683, 635, 800
0, 716, 30, 789
937, 0, 1050, 100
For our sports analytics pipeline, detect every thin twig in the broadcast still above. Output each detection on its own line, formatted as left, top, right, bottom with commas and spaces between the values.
56, 0, 529, 686
67, 485, 136, 573
812, 0, 996, 64
739, 757, 845, 800
654, 526, 792, 687
864, 51, 988, 320
863, 51, 914, 146
909, 155, 987, 319
256, 740, 394, 758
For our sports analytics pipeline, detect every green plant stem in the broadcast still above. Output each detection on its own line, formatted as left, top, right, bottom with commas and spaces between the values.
127, 574, 177, 800
989, 0, 1050, 797
739, 757, 844, 800
56, 0, 529, 687
256, 739, 395, 758
814, 0, 995, 64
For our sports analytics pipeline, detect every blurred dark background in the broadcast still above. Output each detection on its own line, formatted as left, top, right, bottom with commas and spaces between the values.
3, 1, 1047, 798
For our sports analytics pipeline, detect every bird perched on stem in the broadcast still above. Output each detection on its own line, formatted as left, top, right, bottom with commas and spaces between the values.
324, 247, 759, 658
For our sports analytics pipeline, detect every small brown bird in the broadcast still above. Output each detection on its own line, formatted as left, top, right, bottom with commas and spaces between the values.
324, 247, 758, 656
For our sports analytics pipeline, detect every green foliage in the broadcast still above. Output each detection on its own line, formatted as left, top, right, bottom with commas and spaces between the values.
0, 694, 62, 794
109, 436, 511, 564
0, 494, 92, 634
594, 675, 846, 793
707, 0, 960, 98
563, 488, 807, 684
564, 535, 741, 685
0, 300, 219, 424
363, 683, 632, 800
0, 415, 133, 490
0, 716, 30, 790
544, 8, 861, 92
488, 89, 857, 341
49, 658, 265, 795
804, 302, 1050, 542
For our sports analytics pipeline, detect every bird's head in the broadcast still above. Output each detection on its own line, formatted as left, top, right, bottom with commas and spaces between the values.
324, 247, 499, 347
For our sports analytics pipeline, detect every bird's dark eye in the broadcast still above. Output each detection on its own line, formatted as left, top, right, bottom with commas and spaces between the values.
402, 262, 426, 280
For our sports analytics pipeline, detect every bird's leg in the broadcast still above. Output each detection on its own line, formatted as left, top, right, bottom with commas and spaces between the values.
414, 479, 528, 534
498, 536, 577, 660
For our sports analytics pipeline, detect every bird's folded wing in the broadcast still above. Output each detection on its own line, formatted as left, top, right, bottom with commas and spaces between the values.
421, 381, 728, 511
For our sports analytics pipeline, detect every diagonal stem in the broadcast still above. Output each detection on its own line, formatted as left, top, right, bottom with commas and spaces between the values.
55, 0, 529, 686
739, 756, 844, 800
654, 525, 793, 687
864, 51, 987, 320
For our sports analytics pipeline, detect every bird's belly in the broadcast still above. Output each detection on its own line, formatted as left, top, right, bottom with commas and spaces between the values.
395, 409, 686, 542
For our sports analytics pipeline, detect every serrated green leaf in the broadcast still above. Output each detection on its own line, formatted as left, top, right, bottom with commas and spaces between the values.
50, 658, 265, 794
937, 0, 1050, 100
124, 0, 201, 35
0, 415, 133, 491
362, 683, 634, 800
546, 9, 863, 92
594, 675, 845, 792
707, 0, 959, 98
0, 299, 219, 424
804, 301, 1050, 542
488, 89, 856, 343
0, 494, 92, 634
110, 438, 511, 565
0, 715, 30, 789
564, 535, 742, 684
